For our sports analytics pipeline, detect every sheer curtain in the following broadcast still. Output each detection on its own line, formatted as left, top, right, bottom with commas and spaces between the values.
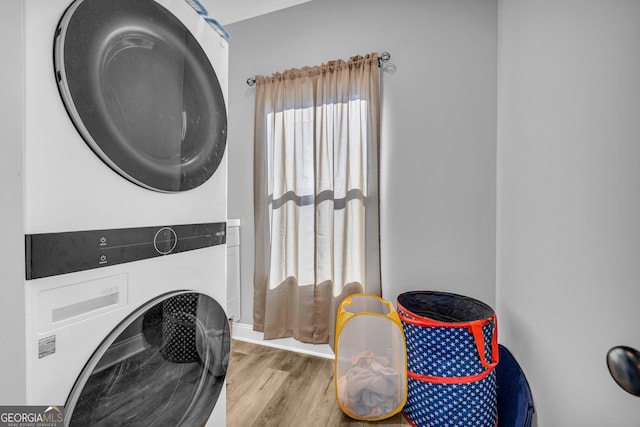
253, 53, 381, 345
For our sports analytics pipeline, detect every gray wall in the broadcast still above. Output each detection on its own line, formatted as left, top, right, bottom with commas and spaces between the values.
226, 0, 498, 325
497, 0, 640, 424
225, 1, 640, 423
0, 0, 27, 403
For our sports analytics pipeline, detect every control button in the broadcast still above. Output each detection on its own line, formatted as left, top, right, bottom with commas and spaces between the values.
154, 227, 177, 255
99, 254, 108, 265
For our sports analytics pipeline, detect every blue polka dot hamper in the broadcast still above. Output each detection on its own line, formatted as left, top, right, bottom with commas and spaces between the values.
397, 291, 499, 427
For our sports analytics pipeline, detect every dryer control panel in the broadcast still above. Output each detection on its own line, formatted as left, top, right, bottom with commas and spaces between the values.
25, 222, 226, 280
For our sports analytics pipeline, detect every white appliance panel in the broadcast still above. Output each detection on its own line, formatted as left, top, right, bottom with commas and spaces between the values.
3, 0, 230, 425
26, 246, 227, 425
22, 0, 228, 235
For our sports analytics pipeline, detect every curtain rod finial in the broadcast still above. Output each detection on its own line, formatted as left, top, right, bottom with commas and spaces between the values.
247, 77, 256, 86
377, 52, 391, 67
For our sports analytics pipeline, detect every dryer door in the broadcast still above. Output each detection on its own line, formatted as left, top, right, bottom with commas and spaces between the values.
64, 292, 230, 427
54, 0, 227, 192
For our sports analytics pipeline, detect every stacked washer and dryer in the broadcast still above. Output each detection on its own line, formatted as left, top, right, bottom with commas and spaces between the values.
1, 0, 230, 425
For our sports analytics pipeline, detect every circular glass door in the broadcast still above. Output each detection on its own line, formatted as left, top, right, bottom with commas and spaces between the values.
65, 292, 230, 426
54, 0, 227, 192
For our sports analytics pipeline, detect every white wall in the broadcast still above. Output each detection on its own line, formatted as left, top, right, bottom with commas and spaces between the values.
497, 0, 640, 424
226, 0, 498, 325
0, 0, 27, 403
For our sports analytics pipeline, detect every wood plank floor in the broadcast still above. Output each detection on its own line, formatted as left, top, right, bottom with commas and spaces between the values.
226, 340, 410, 427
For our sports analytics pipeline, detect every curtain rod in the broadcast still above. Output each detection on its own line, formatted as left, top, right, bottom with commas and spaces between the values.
246, 51, 391, 86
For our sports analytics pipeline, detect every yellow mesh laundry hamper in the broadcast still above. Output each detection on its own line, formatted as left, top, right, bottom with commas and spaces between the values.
334, 294, 407, 421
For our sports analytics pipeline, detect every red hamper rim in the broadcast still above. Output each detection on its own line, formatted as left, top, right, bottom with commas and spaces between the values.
397, 291, 495, 324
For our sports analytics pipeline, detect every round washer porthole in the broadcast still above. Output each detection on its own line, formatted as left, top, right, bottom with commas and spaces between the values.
65, 292, 230, 426
54, 0, 227, 193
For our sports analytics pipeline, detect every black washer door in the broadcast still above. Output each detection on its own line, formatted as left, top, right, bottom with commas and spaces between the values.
54, 0, 227, 192
65, 292, 230, 426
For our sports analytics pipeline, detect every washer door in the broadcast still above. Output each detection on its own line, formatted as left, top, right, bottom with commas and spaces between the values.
65, 292, 230, 426
54, 0, 227, 192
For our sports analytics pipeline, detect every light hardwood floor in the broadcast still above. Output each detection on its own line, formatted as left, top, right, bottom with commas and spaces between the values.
226, 340, 410, 427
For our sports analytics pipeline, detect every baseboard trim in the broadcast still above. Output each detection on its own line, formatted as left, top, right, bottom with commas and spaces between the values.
230, 322, 334, 359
